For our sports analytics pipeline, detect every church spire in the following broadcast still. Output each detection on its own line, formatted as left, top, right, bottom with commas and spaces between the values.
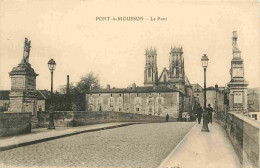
144, 47, 158, 86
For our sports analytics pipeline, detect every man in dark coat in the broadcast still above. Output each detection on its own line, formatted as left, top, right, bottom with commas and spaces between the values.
166, 114, 169, 122
207, 104, 214, 124
197, 103, 203, 124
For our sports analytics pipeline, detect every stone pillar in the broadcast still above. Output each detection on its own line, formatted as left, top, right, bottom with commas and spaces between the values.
227, 31, 248, 114
8, 63, 38, 114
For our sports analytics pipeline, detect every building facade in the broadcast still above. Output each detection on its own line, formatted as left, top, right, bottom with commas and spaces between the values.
86, 85, 183, 118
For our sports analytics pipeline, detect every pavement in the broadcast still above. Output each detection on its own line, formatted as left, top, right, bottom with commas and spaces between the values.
0, 122, 195, 168
0, 120, 243, 168
158, 120, 242, 168
0, 122, 142, 151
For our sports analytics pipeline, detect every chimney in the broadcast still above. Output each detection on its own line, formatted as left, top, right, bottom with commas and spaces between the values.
67, 75, 70, 94
107, 84, 110, 90
132, 83, 136, 90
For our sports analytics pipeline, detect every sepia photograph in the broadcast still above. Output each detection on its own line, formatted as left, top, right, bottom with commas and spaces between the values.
0, 0, 259, 168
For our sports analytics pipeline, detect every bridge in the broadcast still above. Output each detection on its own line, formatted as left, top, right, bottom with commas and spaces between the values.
1, 110, 258, 168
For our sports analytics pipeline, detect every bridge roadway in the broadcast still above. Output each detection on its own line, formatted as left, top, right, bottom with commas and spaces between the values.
0, 122, 194, 168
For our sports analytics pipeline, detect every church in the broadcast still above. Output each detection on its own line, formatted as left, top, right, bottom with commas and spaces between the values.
85, 46, 193, 119
144, 46, 191, 94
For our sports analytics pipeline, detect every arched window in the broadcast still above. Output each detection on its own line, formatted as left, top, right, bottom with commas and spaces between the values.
148, 68, 151, 77
164, 75, 166, 82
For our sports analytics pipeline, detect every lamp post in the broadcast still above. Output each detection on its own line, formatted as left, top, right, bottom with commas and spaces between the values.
201, 54, 209, 132
215, 84, 218, 113
48, 58, 56, 129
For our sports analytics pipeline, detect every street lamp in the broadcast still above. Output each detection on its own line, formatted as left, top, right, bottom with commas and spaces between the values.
201, 54, 209, 132
48, 58, 56, 129
215, 84, 219, 113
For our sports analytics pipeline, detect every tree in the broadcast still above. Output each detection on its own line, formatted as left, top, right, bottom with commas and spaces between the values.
57, 82, 76, 94
57, 72, 100, 94
76, 72, 100, 93
53, 72, 100, 111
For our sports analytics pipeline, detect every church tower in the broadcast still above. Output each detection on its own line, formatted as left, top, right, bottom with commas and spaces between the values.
169, 46, 185, 79
227, 31, 248, 113
144, 47, 158, 86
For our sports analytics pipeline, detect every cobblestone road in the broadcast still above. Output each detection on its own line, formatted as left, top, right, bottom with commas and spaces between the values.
0, 122, 194, 168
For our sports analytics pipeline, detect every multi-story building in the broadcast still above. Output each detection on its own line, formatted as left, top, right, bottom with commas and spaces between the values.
86, 84, 184, 118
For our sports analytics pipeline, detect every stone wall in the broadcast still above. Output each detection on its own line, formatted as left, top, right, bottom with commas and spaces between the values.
37, 111, 177, 127
0, 112, 31, 136
215, 111, 260, 168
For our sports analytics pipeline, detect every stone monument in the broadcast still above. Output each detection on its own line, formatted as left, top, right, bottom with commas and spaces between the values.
227, 31, 248, 114
8, 38, 38, 114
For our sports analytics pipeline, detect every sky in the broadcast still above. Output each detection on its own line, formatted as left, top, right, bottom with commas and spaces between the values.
0, 0, 259, 91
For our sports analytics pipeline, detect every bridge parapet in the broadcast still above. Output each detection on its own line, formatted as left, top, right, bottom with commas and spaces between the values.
215, 111, 260, 168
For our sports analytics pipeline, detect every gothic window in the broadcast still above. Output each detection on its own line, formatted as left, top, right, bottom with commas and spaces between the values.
148, 68, 151, 77
164, 75, 166, 82
176, 67, 179, 77
152, 70, 153, 81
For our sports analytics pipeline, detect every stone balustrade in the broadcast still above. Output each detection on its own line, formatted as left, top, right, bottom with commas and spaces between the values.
215, 111, 260, 168
37, 111, 177, 127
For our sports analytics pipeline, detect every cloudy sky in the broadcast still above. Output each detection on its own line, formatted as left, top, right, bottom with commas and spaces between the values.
0, 0, 259, 91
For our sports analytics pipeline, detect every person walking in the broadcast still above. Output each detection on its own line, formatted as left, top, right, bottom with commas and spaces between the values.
166, 113, 169, 122
207, 104, 213, 124
197, 103, 203, 124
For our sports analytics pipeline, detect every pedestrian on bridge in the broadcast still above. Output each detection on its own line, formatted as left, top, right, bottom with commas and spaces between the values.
207, 104, 213, 124
166, 114, 169, 122
197, 103, 203, 124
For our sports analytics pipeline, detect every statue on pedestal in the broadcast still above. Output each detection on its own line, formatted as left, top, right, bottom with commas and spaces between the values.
8, 37, 38, 114
20, 38, 31, 64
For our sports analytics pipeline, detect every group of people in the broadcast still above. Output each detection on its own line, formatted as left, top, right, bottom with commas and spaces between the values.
195, 103, 214, 124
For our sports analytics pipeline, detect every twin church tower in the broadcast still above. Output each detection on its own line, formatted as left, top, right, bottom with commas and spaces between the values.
144, 46, 188, 93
